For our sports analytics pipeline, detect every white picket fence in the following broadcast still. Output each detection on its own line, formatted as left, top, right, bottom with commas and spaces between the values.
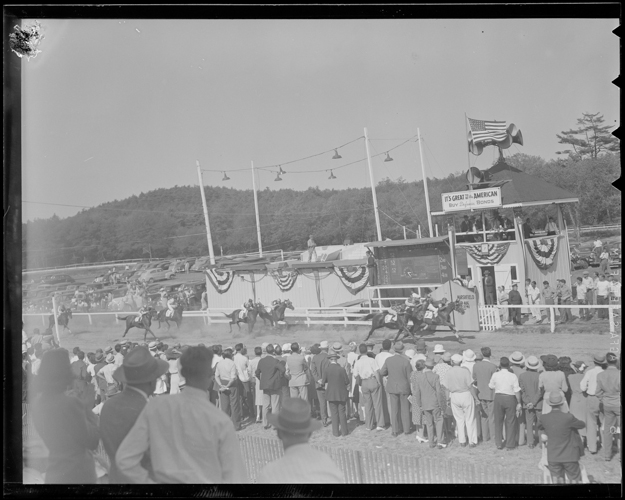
23, 304, 621, 334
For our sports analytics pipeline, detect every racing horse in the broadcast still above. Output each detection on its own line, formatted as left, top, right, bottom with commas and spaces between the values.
396, 299, 466, 344
156, 303, 184, 330
362, 307, 416, 342
48, 308, 73, 334
223, 305, 259, 334
118, 309, 159, 342
257, 300, 295, 328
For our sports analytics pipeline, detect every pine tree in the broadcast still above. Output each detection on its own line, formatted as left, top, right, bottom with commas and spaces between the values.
556, 112, 619, 160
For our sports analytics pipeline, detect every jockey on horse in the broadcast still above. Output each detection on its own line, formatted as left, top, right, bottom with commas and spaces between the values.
136, 304, 153, 325
166, 295, 177, 318
240, 299, 254, 320
271, 299, 282, 314
419, 295, 448, 329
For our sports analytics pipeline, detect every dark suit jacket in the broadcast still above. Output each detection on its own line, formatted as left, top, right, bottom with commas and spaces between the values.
322, 362, 350, 402
379, 354, 412, 395
311, 352, 330, 390
508, 290, 523, 305
538, 409, 585, 463
473, 360, 497, 401
518, 370, 543, 409
412, 370, 442, 411
99, 387, 151, 483
256, 355, 286, 391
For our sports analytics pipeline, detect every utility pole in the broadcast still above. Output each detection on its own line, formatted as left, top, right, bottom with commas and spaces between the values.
196, 160, 216, 265
364, 127, 382, 241
418, 128, 434, 237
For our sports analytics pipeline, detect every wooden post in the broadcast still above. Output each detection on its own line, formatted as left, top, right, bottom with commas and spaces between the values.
51, 295, 61, 346
88, 314, 92, 325
608, 305, 614, 334
550, 306, 555, 333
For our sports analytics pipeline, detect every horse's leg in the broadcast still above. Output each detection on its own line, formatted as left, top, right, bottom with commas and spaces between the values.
146, 327, 157, 340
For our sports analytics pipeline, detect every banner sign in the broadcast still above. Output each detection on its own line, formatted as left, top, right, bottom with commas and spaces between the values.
270, 270, 299, 292
526, 237, 559, 270
204, 268, 235, 294
441, 187, 502, 213
334, 265, 370, 295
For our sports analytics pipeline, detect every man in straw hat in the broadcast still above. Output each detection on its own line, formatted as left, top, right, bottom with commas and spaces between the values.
538, 392, 586, 484
379, 342, 413, 437
100, 346, 169, 483
518, 355, 543, 449
116, 346, 248, 483
258, 398, 344, 483
97, 353, 121, 401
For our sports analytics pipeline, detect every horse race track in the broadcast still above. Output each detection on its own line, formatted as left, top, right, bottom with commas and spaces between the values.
22, 314, 622, 484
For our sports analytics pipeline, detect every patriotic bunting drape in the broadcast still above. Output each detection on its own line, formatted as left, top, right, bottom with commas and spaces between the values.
465, 243, 510, 265
467, 117, 523, 156
204, 268, 235, 294
526, 237, 559, 270
334, 265, 369, 295
270, 270, 299, 292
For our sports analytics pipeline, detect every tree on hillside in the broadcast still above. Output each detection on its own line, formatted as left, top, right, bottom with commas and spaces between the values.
556, 112, 619, 160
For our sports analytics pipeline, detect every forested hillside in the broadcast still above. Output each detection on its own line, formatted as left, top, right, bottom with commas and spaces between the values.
22, 152, 620, 268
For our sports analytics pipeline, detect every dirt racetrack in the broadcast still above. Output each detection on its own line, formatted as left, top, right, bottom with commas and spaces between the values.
22, 314, 622, 484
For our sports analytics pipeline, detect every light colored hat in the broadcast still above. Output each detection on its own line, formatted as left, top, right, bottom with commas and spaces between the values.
463, 349, 476, 362
413, 353, 426, 362
282, 343, 291, 352
405, 349, 416, 358
451, 353, 463, 364
442, 352, 452, 362
261, 342, 269, 351
425, 358, 435, 368
113, 346, 169, 384
106, 353, 115, 364
525, 356, 540, 369
593, 353, 606, 364
104, 346, 113, 354
393, 341, 405, 352
148, 341, 158, 351
433, 344, 445, 354
331, 342, 343, 352
510, 351, 525, 365
319, 341, 329, 349
267, 398, 322, 434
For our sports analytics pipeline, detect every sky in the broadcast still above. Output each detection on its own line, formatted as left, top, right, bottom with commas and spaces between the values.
21, 18, 619, 222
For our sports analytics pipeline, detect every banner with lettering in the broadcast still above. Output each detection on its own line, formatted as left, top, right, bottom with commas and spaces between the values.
334, 265, 369, 295
465, 242, 510, 265
204, 268, 235, 294
526, 237, 559, 270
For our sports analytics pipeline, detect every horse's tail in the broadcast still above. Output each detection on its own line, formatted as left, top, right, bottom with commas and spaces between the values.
363, 313, 376, 321
223, 312, 234, 319
117, 315, 129, 321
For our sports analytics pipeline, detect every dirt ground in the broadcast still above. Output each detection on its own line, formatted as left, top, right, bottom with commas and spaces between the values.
22, 315, 622, 484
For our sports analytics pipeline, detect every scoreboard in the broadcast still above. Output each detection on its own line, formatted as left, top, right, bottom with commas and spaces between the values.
376, 244, 452, 286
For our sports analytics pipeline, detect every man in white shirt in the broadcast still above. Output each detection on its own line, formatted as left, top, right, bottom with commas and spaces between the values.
258, 398, 344, 483
98, 353, 121, 400
596, 274, 610, 320
608, 275, 621, 302
353, 344, 385, 431
215, 348, 242, 431
375, 339, 394, 426
575, 277, 589, 321
527, 281, 542, 321
233, 343, 252, 420
593, 239, 603, 251
116, 346, 248, 484
285, 342, 309, 402
579, 354, 607, 454
581, 271, 595, 319
488, 357, 522, 451
346, 342, 359, 421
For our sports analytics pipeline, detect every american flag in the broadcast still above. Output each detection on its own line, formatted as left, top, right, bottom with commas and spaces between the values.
468, 118, 508, 144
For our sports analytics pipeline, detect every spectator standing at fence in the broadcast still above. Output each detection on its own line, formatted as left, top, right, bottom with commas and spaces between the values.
307, 235, 317, 263
446, 354, 479, 447
596, 274, 610, 320
258, 398, 344, 483
100, 346, 169, 483
538, 392, 585, 484
248, 346, 263, 423
353, 344, 385, 430
596, 352, 621, 462
527, 281, 542, 322
165, 347, 182, 395
580, 354, 607, 455
568, 361, 588, 445
508, 284, 523, 326
497, 286, 509, 325
379, 342, 413, 437
311, 341, 331, 427
541, 280, 557, 320
518, 356, 542, 448
215, 348, 242, 431
70, 351, 92, 406
32, 348, 101, 484
256, 344, 287, 430
580, 271, 595, 319
116, 346, 248, 483
412, 359, 446, 448
608, 275, 621, 302
286, 342, 309, 402
234, 344, 252, 420
346, 342, 359, 421
489, 357, 522, 451
376, 339, 394, 427
557, 280, 574, 324
575, 277, 589, 321
473, 347, 497, 443
539, 355, 569, 416
509, 352, 527, 445
114, 344, 124, 367
322, 351, 350, 437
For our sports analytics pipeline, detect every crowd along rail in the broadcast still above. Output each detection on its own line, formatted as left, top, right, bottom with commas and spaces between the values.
23, 303, 621, 335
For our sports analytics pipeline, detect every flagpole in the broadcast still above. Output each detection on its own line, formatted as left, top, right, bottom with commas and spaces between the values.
465, 113, 472, 172
364, 127, 382, 241
196, 160, 216, 266
417, 128, 433, 238
251, 161, 263, 257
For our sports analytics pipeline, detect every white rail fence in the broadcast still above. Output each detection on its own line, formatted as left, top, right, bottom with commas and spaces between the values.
23, 303, 621, 336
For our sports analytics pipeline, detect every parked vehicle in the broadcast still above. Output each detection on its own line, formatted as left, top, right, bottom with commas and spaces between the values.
609, 243, 621, 267
190, 256, 211, 272
139, 268, 176, 284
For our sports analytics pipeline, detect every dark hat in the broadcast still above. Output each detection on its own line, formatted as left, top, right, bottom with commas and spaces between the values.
36, 348, 73, 390
113, 346, 169, 385
541, 355, 558, 369
328, 352, 340, 360
165, 348, 182, 360
267, 398, 322, 434
558, 356, 572, 368
95, 352, 105, 363
606, 352, 618, 364
310, 345, 321, 355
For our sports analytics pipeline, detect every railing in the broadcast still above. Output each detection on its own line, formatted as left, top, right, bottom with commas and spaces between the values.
479, 303, 621, 334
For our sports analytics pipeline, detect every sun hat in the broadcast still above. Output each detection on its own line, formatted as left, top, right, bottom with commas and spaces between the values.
393, 341, 405, 352
331, 342, 343, 352
105, 353, 115, 364
282, 343, 292, 352
548, 392, 565, 406
413, 353, 426, 362
267, 398, 322, 434
261, 342, 269, 352
593, 353, 606, 364
510, 351, 525, 365
463, 349, 476, 362
365, 340, 375, 347
415, 339, 427, 352
442, 352, 452, 362
348, 341, 357, 347
319, 340, 329, 349
451, 353, 463, 364
572, 360, 587, 372
95, 352, 105, 363
113, 346, 169, 384
104, 346, 113, 354
405, 349, 416, 359
120, 339, 131, 346
148, 341, 158, 351
433, 344, 445, 354
425, 358, 435, 368
165, 348, 182, 360
525, 356, 540, 370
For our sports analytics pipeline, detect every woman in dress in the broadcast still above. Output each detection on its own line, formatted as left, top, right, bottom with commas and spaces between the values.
567, 361, 588, 443
248, 346, 264, 423
32, 348, 100, 484
538, 355, 569, 415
